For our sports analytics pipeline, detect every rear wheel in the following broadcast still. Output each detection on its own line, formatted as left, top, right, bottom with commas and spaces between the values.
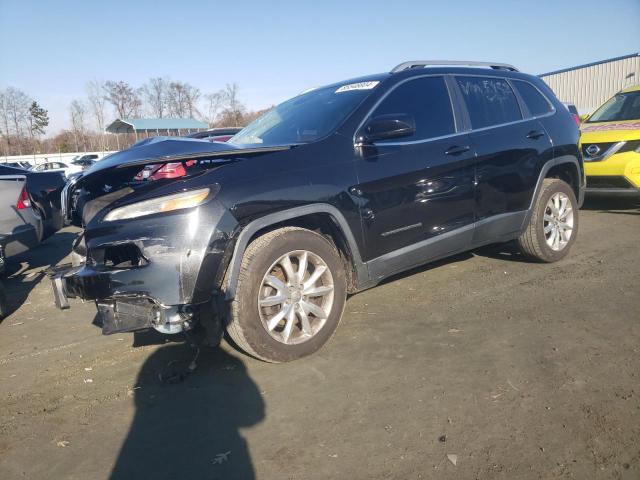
227, 227, 347, 362
518, 178, 578, 262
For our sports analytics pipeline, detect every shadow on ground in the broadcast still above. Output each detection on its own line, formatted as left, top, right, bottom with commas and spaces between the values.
109, 344, 264, 480
0, 231, 77, 321
581, 196, 640, 215
377, 251, 475, 287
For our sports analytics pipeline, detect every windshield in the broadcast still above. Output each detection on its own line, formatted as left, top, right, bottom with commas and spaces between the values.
587, 90, 640, 123
229, 81, 379, 146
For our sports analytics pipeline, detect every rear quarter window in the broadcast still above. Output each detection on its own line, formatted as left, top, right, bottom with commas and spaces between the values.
456, 76, 522, 129
513, 80, 553, 116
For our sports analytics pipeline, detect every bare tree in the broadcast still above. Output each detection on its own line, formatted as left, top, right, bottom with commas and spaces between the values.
0, 91, 10, 156
220, 83, 246, 126
86, 79, 108, 150
202, 91, 224, 126
167, 81, 200, 118
142, 77, 170, 118
3, 87, 31, 154
103, 81, 142, 118
184, 84, 201, 118
69, 99, 87, 151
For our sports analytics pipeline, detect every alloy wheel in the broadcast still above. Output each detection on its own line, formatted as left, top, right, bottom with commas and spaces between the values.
257, 250, 335, 345
543, 192, 574, 251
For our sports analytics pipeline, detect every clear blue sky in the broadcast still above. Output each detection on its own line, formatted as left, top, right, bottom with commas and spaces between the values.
1, 0, 639, 132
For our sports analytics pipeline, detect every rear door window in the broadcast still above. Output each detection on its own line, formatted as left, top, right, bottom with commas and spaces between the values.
456, 76, 522, 129
370, 76, 455, 142
512, 80, 553, 116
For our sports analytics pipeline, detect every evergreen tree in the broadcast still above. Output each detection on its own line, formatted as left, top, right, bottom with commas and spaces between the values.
28, 101, 49, 136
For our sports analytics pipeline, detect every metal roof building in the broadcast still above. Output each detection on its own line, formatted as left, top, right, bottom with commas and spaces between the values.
105, 118, 208, 137
540, 53, 640, 114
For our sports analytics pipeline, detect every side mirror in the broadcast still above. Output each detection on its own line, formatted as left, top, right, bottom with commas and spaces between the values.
356, 114, 416, 146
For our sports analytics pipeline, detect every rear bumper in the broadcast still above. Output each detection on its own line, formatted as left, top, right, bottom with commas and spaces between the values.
4, 223, 40, 258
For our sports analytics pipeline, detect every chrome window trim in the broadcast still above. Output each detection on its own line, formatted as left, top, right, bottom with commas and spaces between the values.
354, 73, 556, 148
368, 111, 557, 147
363, 129, 469, 147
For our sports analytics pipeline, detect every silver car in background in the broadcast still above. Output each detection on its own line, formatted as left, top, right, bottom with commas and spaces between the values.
0, 170, 43, 261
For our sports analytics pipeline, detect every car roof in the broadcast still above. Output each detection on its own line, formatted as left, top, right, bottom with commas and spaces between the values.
329, 66, 539, 91
280, 66, 538, 103
395, 65, 536, 81
620, 84, 640, 93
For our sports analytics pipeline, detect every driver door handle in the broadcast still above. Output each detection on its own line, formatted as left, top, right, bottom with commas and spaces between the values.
445, 145, 471, 156
526, 130, 545, 139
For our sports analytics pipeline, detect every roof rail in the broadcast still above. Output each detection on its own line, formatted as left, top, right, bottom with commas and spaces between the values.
391, 60, 519, 73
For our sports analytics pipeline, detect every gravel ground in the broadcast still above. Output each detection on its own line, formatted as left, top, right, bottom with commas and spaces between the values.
0, 197, 639, 480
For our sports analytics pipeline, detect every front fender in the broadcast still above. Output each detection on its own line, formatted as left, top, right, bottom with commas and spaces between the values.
220, 203, 369, 300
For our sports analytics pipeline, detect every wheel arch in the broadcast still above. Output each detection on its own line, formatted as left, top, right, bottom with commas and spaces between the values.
222, 204, 368, 300
545, 161, 581, 202
522, 155, 584, 232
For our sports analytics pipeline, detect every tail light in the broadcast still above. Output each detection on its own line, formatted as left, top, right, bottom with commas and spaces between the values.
134, 160, 196, 181
16, 185, 31, 209
152, 162, 187, 179
571, 113, 581, 126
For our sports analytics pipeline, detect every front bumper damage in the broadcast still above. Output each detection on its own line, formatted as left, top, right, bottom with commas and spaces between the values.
49, 200, 236, 335
50, 263, 197, 334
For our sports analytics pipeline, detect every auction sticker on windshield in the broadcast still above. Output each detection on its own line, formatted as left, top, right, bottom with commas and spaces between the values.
335, 81, 379, 93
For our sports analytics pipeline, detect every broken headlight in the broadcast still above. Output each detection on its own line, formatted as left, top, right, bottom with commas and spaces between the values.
104, 187, 211, 222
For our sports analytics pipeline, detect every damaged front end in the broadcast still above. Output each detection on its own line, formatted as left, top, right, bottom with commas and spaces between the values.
49, 205, 229, 335
49, 137, 290, 336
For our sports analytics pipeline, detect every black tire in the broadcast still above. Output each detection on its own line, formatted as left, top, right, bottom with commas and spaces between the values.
0, 281, 8, 320
227, 227, 347, 363
35, 207, 54, 240
518, 178, 578, 262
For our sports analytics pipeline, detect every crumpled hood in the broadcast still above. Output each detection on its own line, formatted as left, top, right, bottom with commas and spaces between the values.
81, 136, 292, 180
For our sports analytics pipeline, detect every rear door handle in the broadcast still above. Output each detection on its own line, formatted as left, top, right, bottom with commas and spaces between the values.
526, 130, 545, 139
445, 145, 471, 155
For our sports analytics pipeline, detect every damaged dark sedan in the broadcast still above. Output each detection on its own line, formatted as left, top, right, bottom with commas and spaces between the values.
51, 61, 583, 362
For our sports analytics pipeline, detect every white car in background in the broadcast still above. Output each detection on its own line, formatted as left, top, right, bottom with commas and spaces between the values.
31, 161, 81, 177
31, 154, 100, 178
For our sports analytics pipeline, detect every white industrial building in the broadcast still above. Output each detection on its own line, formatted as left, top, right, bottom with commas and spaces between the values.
540, 53, 640, 114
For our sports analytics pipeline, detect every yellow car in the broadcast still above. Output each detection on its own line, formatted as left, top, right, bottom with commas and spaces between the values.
580, 84, 640, 196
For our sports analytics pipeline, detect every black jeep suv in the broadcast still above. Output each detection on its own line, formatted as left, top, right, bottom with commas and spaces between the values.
51, 60, 584, 362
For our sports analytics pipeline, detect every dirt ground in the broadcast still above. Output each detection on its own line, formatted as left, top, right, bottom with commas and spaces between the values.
0, 197, 639, 480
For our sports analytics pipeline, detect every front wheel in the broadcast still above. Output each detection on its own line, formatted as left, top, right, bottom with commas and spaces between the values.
517, 178, 579, 262
227, 227, 347, 362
